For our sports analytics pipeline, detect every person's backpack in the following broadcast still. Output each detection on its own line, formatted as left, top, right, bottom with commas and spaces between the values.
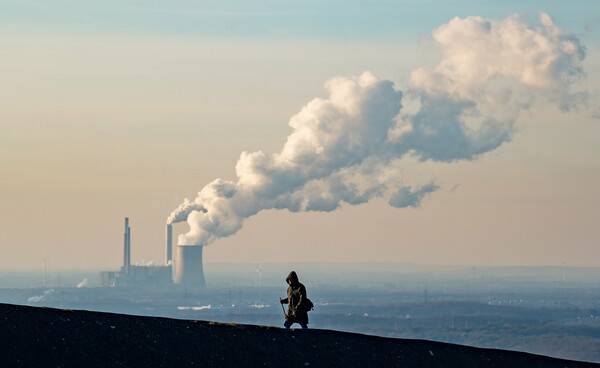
303, 298, 314, 312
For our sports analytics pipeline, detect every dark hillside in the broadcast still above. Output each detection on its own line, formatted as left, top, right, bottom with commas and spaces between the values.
1, 303, 597, 368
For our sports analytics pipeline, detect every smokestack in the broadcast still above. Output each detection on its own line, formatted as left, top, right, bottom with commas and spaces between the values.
166, 224, 173, 264
174, 245, 206, 287
123, 217, 131, 275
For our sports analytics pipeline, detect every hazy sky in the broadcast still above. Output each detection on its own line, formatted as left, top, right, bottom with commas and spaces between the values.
1, 1, 599, 269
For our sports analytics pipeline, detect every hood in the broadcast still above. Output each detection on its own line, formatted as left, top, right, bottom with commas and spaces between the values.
286, 271, 299, 285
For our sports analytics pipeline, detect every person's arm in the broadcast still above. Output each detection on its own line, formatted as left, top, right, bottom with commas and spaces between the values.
296, 285, 307, 310
280, 287, 291, 304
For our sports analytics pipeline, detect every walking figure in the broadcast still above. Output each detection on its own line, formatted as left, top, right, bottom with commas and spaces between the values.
280, 271, 309, 329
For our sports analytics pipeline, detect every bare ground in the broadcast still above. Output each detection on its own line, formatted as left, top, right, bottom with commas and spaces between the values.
1, 303, 598, 368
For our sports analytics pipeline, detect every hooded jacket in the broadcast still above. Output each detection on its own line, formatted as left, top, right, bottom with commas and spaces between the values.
281, 271, 309, 324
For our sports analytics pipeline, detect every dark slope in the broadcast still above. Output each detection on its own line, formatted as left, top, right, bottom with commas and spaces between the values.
1, 303, 597, 368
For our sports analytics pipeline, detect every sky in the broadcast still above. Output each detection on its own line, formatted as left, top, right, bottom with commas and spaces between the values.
1, 1, 600, 270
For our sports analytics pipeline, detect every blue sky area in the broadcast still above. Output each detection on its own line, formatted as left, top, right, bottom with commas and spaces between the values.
3, 1, 598, 41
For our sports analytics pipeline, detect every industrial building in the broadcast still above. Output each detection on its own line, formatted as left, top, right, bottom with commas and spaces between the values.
100, 218, 206, 288
174, 245, 206, 287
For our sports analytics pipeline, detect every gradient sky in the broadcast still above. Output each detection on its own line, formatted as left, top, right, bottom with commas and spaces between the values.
1, 1, 599, 269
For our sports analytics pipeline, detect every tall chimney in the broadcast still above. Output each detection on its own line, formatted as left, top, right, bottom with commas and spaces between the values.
123, 217, 131, 275
166, 224, 173, 264
174, 245, 206, 287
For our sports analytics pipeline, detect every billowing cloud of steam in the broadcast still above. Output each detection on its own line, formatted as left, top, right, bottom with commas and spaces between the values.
167, 198, 206, 224
168, 12, 587, 246
410, 12, 586, 112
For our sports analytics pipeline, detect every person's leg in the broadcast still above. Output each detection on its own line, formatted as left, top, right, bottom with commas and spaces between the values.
284, 320, 293, 329
300, 323, 308, 329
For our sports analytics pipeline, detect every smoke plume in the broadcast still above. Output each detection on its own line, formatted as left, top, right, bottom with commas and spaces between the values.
168, 13, 587, 246
27, 289, 54, 303
77, 278, 89, 288
167, 198, 206, 225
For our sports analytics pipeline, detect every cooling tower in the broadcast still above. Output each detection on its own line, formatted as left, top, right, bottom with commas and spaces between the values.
174, 245, 206, 287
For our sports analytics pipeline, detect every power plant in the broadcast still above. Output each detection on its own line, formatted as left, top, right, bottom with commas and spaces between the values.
166, 223, 173, 264
100, 218, 206, 288
173, 245, 206, 287
123, 217, 131, 275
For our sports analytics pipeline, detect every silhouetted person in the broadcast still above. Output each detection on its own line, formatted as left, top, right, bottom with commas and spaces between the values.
280, 271, 309, 329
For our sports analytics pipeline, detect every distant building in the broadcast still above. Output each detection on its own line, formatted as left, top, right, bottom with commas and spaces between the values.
100, 265, 173, 288
99, 271, 117, 287
99, 218, 173, 288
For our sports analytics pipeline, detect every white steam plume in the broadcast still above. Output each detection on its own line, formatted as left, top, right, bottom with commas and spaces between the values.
167, 198, 206, 225
170, 12, 587, 246
77, 278, 89, 288
411, 13, 586, 111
